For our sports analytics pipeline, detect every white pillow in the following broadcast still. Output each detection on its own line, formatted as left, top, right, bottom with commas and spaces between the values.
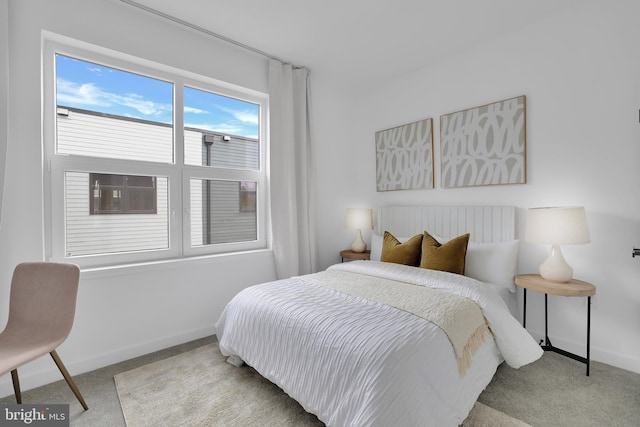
372, 232, 519, 292
424, 234, 519, 292
465, 240, 520, 292
370, 232, 383, 261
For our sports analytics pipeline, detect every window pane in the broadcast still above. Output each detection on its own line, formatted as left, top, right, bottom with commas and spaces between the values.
89, 173, 157, 215
55, 54, 174, 163
65, 171, 169, 257
184, 87, 259, 170
46, 40, 268, 267
190, 179, 257, 246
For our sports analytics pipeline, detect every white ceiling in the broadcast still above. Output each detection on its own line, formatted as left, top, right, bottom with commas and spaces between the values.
125, 0, 578, 93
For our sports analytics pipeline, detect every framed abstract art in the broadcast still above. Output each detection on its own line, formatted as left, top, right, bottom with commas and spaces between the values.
440, 95, 526, 188
375, 118, 434, 192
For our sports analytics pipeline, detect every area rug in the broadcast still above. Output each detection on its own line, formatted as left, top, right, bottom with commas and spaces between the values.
114, 344, 531, 427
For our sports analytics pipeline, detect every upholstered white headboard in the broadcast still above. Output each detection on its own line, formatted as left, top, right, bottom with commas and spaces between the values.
375, 206, 515, 243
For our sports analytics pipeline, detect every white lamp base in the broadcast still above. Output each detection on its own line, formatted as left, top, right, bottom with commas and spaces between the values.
351, 229, 366, 253
539, 244, 573, 283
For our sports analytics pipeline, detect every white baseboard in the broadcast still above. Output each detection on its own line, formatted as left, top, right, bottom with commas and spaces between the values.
0, 326, 213, 398
526, 328, 640, 374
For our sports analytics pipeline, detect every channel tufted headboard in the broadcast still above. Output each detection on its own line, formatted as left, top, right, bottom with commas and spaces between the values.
375, 206, 516, 243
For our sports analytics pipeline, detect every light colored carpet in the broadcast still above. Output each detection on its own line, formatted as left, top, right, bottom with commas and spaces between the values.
114, 343, 530, 427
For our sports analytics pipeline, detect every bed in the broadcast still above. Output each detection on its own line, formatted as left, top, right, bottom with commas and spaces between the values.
215, 206, 542, 426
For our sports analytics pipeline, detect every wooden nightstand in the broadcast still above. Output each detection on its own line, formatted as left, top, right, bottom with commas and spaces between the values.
340, 249, 370, 262
515, 274, 596, 376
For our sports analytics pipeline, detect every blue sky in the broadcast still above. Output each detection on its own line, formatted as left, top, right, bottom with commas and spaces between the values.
56, 54, 259, 139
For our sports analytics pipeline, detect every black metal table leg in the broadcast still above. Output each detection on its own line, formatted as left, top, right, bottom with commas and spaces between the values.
515, 275, 595, 377
587, 296, 591, 376
523, 288, 527, 328
539, 293, 591, 376
544, 294, 551, 347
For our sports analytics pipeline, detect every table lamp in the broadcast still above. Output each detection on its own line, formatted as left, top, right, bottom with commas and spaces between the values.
345, 208, 373, 253
525, 206, 590, 283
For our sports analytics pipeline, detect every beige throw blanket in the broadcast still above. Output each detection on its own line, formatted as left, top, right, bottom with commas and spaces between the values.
299, 270, 490, 376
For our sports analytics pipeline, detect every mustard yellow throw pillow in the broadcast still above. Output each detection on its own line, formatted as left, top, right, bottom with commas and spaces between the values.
381, 231, 423, 266
420, 231, 470, 275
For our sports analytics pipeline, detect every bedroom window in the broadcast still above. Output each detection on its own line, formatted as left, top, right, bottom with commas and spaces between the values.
43, 39, 268, 267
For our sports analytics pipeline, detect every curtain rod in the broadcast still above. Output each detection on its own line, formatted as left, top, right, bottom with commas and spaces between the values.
120, 0, 301, 68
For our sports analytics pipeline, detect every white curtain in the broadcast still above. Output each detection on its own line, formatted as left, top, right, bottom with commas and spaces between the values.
0, 0, 8, 230
269, 59, 318, 279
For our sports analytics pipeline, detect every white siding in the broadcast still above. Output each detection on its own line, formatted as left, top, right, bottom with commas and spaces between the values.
184, 130, 202, 166
57, 108, 173, 163
57, 109, 258, 169
190, 178, 203, 246
65, 172, 169, 256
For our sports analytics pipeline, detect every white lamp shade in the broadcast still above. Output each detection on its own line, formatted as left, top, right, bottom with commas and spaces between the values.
525, 207, 590, 245
525, 206, 590, 282
345, 208, 373, 253
344, 208, 373, 230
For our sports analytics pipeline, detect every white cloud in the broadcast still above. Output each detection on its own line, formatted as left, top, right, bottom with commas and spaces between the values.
218, 106, 259, 125
184, 106, 208, 114
112, 92, 166, 116
56, 77, 171, 118
56, 80, 107, 107
233, 110, 259, 125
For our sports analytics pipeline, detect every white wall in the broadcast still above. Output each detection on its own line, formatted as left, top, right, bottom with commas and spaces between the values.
0, 0, 276, 396
4, 0, 640, 399
314, 1, 640, 373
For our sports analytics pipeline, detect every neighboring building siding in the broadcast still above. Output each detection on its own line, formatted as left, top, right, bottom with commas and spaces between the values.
185, 129, 259, 170
190, 178, 203, 246
57, 107, 173, 163
205, 180, 256, 244
58, 107, 258, 256
65, 172, 169, 256
190, 179, 257, 246
184, 130, 202, 166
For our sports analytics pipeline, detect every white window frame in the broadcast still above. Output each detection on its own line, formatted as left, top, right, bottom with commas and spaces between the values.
42, 34, 269, 269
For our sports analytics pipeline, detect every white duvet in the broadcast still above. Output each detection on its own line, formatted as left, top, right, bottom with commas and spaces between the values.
215, 261, 542, 427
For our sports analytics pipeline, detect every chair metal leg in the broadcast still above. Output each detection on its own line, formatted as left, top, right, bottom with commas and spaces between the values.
50, 350, 89, 410
11, 369, 22, 404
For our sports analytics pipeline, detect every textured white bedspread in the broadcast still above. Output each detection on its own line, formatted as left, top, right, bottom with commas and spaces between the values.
216, 261, 542, 427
